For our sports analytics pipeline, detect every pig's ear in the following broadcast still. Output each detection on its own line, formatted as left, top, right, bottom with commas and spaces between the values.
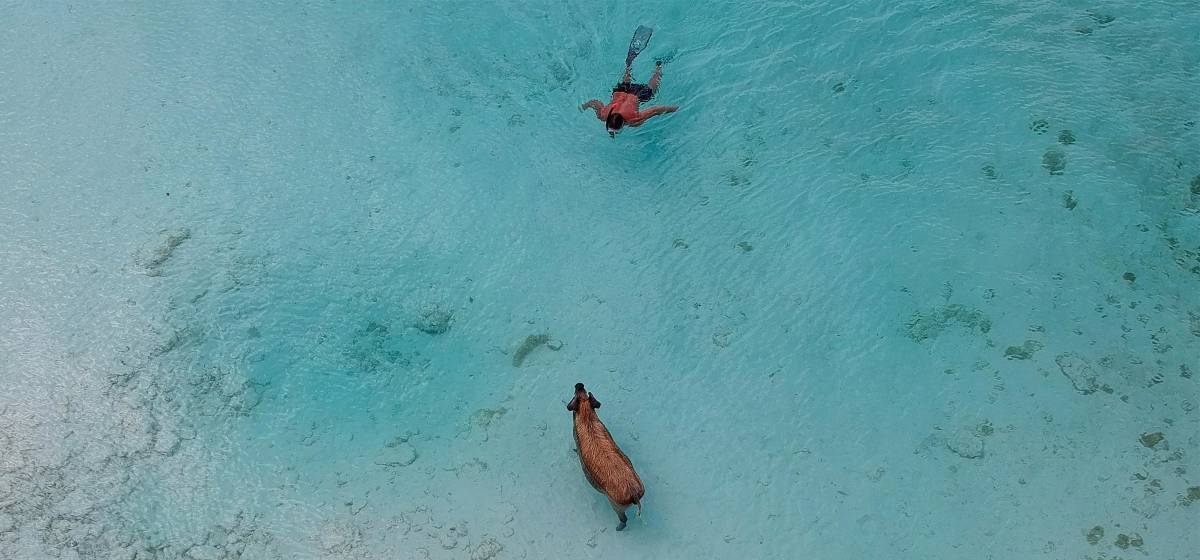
588, 393, 601, 409
567, 396, 580, 412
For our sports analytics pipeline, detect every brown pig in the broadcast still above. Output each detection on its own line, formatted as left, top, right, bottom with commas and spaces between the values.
567, 382, 644, 531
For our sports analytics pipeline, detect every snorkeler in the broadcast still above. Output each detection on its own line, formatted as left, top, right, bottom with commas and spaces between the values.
579, 26, 678, 137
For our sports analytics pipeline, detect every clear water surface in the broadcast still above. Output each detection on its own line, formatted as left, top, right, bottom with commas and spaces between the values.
2, 1, 1198, 559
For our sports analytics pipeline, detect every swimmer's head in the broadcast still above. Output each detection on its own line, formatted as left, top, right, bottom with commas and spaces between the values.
605, 113, 624, 137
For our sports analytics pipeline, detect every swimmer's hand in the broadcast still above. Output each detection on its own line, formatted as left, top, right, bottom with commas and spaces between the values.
579, 99, 604, 118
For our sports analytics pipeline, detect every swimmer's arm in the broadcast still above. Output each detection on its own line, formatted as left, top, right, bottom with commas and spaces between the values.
629, 105, 678, 126
579, 100, 605, 119
645, 105, 679, 117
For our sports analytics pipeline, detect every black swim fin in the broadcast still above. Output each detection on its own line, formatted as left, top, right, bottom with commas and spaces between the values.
626, 25, 653, 67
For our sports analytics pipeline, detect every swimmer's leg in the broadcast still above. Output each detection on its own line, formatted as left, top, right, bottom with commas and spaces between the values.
648, 61, 663, 91
621, 66, 632, 84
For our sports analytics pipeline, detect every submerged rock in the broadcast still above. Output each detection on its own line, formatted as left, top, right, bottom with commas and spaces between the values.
470, 407, 507, 430
905, 304, 992, 342
1183, 486, 1200, 505
1139, 432, 1164, 449
414, 305, 453, 335
463, 407, 508, 442
375, 441, 418, 468
135, 227, 191, 275
512, 334, 559, 367
1062, 190, 1078, 209
183, 544, 221, 560
1004, 339, 1044, 360
1055, 353, 1099, 394
1043, 148, 1066, 175
945, 429, 984, 459
1114, 533, 1142, 549
471, 537, 503, 560
318, 522, 363, 555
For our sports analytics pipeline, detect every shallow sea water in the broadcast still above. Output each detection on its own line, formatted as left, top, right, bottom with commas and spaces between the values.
2, 1, 1199, 558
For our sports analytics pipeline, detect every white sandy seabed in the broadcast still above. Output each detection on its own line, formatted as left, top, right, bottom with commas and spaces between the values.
2, 1, 1198, 559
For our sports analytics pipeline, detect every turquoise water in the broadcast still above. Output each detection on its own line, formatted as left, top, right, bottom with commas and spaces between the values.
2, 1, 1199, 558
